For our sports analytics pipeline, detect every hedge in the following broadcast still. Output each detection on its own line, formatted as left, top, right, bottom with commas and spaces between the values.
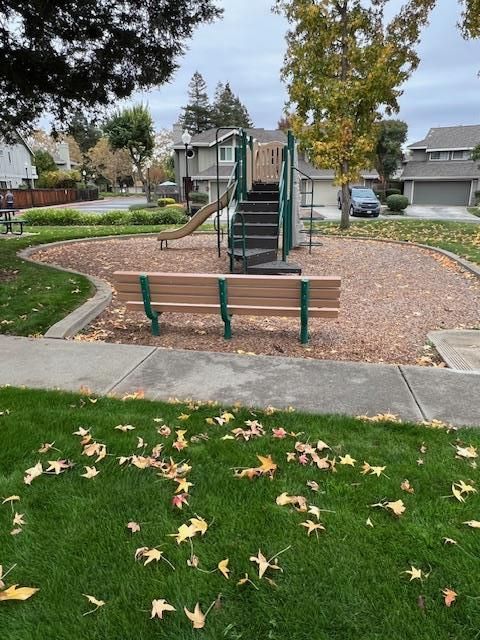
386, 194, 409, 212
158, 197, 177, 207
21, 206, 188, 226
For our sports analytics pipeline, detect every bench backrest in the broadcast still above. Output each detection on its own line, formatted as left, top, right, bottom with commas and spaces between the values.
114, 272, 340, 311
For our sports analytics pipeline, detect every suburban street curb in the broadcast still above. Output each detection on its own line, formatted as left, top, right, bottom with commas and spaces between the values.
18, 244, 113, 339
18, 230, 479, 340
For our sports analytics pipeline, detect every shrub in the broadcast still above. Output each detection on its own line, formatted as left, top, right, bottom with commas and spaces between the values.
474, 190, 480, 206
386, 194, 409, 212
128, 201, 159, 211
36, 170, 81, 188
21, 208, 87, 226
98, 210, 132, 225
189, 191, 208, 204
157, 197, 177, 207
129, 207, 188, 225
386, 188, 402, 197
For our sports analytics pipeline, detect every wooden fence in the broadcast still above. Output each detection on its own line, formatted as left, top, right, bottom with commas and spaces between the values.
0, 188, 99, 209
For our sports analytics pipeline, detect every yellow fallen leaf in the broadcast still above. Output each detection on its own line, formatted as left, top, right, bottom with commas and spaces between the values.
114, 424, 135, 432
455, 445, 477, 460
249, 550, 283, 579
184, 603, 205, 629
386, 500, 406, 517
12, 513, 25, 527
151, 598, 176, 619
366, 517, 374, 528
169, 523, 197, 544
218, 559, 230, 579
81, 466, 100, 479
339, 454, 356, 466
0, 585, 39, 601
403, 566, 424, 581
177, 413, 190, 421
300, 520, 325, 536
24, 462, 43, 485
175, 478, 193, 494
82, 593, 106, 615
2, 496, 20, 505
189, 517, 208, 535
276, 493, 307, 511
463, 520, 480, 529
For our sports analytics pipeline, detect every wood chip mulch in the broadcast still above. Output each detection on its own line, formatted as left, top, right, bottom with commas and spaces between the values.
33, 233, 480, 365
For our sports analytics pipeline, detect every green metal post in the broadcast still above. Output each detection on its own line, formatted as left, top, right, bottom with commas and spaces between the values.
218, 277, 232, 339
300, 278, 310, 344
241, 130, 248, 200
287, 130, 295, 253
140, 274, 160, 336
249, 136, 254, 186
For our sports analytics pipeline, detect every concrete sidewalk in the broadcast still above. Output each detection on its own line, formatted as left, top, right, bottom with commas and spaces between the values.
0, 335, 478, 427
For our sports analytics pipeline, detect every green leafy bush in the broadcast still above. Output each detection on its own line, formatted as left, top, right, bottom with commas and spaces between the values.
36, 170, 81, 188
157, 197, 177, 207
474, 190, 480, 205
21, 206, 188, 226
128, 201, 159, 211
21, 208, 87, 225
386, 188, 402, 197
189, 191, 208, 204
386, 194, 409, 212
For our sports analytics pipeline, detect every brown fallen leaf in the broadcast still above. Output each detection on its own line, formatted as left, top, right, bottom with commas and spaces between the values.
184, 603, 206, 629
151, 598, 176, 620
0, 585, 39, 601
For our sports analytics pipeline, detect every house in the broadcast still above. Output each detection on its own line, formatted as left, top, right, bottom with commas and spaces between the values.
401, 125, 480, 206
0, 134, 37, 188
52, 141, 77, 171
173, 126, 378, 206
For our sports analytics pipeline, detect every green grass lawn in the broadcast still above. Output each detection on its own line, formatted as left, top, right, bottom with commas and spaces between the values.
319, 219, 480, 266
468, 207, 480, 219
0, 225, 173, 336
0, 387, 479, 639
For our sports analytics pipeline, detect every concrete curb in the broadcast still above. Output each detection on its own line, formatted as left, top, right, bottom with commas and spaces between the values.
18, 244, 113, 339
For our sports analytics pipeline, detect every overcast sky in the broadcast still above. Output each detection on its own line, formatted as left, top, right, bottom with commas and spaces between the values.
134, 0, 480, 144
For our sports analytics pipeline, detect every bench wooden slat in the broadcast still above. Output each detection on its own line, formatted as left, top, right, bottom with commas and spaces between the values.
114, 271, 341, 289
115, 282, 341, 300
125, 301, 339, 318
118, 291, 340, 308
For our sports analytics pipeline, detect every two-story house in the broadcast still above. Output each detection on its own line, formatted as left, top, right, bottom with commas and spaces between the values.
0, 133, 37, 188
173, 125, 378, 206
401, 125, 480, 206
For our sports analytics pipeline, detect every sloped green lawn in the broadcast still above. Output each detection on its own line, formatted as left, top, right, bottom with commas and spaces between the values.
0, 387, 479, 639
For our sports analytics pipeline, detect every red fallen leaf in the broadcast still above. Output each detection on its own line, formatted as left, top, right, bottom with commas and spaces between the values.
442, 588, 457, 607
172, 493, 189, 509
298, 453, 308, 465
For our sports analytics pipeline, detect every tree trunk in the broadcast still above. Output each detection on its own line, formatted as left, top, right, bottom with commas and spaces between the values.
340, 172, 350, 230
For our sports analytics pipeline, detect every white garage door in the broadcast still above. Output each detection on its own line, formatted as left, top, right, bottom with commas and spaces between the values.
301, 180, 339, 206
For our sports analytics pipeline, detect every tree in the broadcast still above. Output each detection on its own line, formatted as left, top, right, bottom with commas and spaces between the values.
89, 137, 133, 189
34, 150, 57, 176
0, 1, 222, 137
276, 0, 434, 229
180, 72, 212, 134
28, 130, 58, 156
374, 120, 408, 187
278, 114, 294, 131
67, 114, 102, 155
212, 82, 253, 128
104, 105, 155, 201
472, 144, 480, 162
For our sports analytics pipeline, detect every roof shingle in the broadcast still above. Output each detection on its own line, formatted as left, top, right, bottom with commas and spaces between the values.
408, 125, 480, 150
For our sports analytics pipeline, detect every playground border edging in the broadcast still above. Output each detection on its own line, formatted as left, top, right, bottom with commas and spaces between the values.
17, 230, 480, 340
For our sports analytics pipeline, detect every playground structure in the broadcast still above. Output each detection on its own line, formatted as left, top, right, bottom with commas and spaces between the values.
157, 129, 318, 275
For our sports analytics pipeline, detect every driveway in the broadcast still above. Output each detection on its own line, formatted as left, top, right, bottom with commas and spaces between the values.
308, 204, 480, 223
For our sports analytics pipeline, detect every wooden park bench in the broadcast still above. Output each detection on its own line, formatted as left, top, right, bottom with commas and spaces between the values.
113, 272, 341, 344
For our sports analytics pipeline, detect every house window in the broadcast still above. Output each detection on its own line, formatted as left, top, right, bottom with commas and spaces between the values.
219, 146, 234, 162
429, 151, 450, 160
451, 150, 471, 160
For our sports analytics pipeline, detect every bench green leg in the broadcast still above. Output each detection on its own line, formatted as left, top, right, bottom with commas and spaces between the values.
300, 278, 310, 344
140, 274, 160, 336
218, 277, 232, 339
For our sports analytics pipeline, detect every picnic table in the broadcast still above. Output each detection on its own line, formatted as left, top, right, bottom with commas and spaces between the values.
0, 209, 24, 235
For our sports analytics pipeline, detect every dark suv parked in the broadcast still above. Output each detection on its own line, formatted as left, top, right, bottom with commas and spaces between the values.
337, 186, 381, 217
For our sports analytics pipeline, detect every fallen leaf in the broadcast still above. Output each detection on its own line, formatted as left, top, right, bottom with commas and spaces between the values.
114, 424, 135, 432
401, 479, 415, 494
127, 521, 141, 533
38, 442, 56, 453
175, 477, 193, 494
443, 537, 458, 545
386, 500, 406, 517
307, 480, 319, 492
272, 428, 287, 439
24, 462, 43, 485
190, 517, 208, 535
2, 496, 20, 505
82, 594, 106, 615
455, 445, 477, 460
218, 559, 230, 579
151, 599, 176, 620
184, 603, 206, 629
46, 459, 73, 475
276, 493, 307, 511
177, 413, 190, 421
366, 517, 374, 528
249, 550, 283, 579
403, 566, 424, 581
81, 466, 100, 479
442, 588, 457, 607
172, 493, 189, 509
339, 454, 356, 466
300, 520, 325, 536
463, 520, 480, 529
0, 585, 39, 601
12, 513, 25, 527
